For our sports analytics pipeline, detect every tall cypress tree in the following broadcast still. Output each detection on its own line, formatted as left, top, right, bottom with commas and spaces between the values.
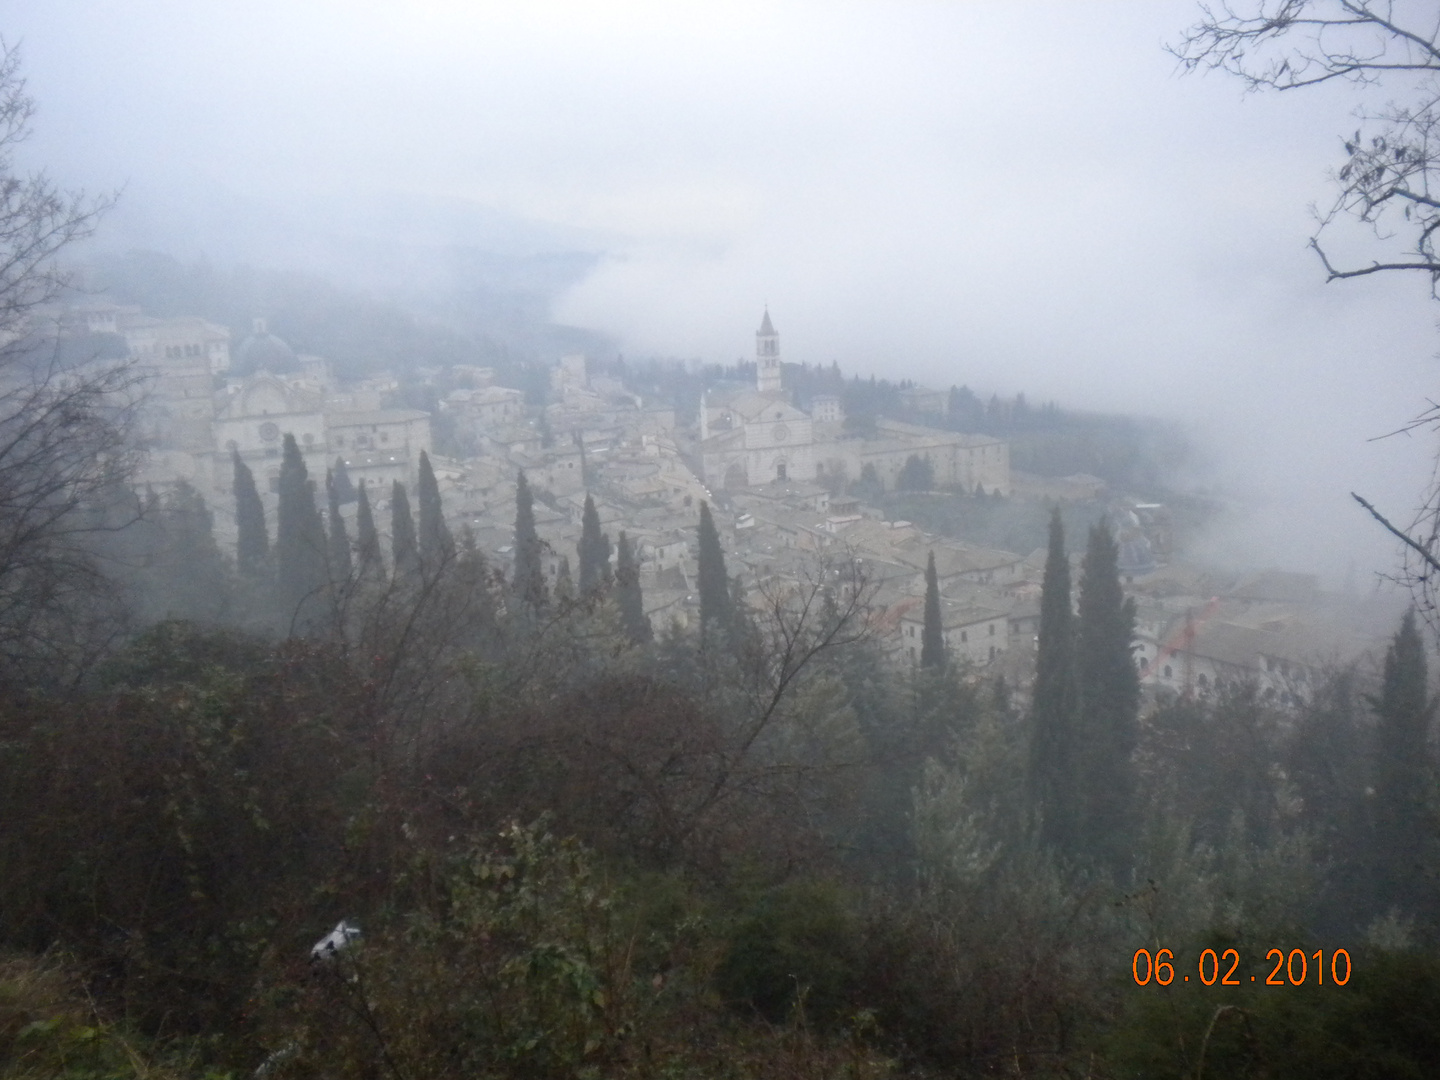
513, 469, 548, 609
355, 480, 382, 581
616, 530, 653, 645
920, 549, 945, 669
451, 527, 498, 652
417, 450, 454, 571
391, 481, 420, 583
1029, 508, 1080, 855
697, 500, 731, 643
275, 433, 328, 634
1372, 609, 1434, 922
578, 493, 613, 594
332, 457, 356, 504
1290, 671, 1371, 930
555, 555, 576, 603
1075, 519, 1140, 874
326, 469, 353, 582
232, 448, 269, 578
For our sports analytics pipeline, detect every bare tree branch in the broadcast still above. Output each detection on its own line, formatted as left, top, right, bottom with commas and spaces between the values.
1352, 491, 1440, 575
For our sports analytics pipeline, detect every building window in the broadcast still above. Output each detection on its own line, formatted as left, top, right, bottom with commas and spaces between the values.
989, 623, 996, 636
1164, 664, 1173, 679
989, 646, 996, 661
1198, 673, 1209, 688
1139, 656, 1149, 670
961, 630, 968, 643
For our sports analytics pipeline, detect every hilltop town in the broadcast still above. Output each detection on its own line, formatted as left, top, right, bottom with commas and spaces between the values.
54, 301, 1401, 703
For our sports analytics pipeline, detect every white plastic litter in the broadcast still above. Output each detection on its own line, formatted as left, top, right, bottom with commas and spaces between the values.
309, 919, 361, 962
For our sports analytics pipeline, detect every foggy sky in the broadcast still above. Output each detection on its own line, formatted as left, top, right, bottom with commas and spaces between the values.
7, 1, 1439, 585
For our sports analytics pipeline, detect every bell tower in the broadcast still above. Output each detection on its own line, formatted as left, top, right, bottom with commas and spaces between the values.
756, 308, 781, 394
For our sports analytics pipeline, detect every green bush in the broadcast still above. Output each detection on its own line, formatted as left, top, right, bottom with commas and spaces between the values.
716, 878, 860, 1027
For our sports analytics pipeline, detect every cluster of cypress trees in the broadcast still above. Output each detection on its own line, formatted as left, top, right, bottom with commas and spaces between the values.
232, 440, 462, 633
1027, 508, 1140, 875
125, 478, 232, 625
509, 471, 653, 645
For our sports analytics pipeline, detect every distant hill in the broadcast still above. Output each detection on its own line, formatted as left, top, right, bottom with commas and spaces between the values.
79, 248, 613, 385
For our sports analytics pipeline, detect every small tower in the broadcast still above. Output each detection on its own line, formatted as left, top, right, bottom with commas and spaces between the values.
756, 308, 781, 394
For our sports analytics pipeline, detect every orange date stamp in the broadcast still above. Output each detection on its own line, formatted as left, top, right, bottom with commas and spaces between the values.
1132, 947, 1351, 987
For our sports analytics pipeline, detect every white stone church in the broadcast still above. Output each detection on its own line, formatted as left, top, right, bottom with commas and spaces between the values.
699, 311, 817, 489
699, 311, 1010, 496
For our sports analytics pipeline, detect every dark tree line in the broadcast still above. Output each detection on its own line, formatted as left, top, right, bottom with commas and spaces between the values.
1026, 509, 1140, 875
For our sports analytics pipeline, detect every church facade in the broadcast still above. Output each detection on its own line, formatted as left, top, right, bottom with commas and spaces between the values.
699, 309, 1011, 496
699, 311, 817, 489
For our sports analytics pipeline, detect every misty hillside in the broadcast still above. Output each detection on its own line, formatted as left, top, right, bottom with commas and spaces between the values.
85, 249, 613, 383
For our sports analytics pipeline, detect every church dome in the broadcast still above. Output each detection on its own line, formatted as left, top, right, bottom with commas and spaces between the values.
234, 317, 298, 373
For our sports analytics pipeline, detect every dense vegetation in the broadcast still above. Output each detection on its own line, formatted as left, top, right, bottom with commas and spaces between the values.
3, 458, 1440, 1077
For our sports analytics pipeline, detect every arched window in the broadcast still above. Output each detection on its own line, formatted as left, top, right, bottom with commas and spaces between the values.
1164, 665, 1173, 679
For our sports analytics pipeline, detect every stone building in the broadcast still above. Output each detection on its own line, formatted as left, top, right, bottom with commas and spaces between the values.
327, 409, 434, 491
213, 371, 328, 492
125, 315, 232, 452
699, 311, 817, 488
897, 597, 1010, 666
833, 418, 1009, 495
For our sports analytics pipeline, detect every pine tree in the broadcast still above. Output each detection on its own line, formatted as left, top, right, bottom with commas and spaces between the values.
326, 469, 353, 582
578, 493, 608, 594
332, 456, 356, 503
232, 448, 269, 578
512, 469, 548, 609
697, 500, 731, 644
920, 549, 945, 669
1029, 508, 1080, 856
391, 480, 420, 582
417, 449, 454, 571
1075, 519, 1140, 874
555, 555, 576, 603
1372, 609, 1435, 922
275, 433, 329, 634
355, 480, 382, 581
616, 530, 653, 645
